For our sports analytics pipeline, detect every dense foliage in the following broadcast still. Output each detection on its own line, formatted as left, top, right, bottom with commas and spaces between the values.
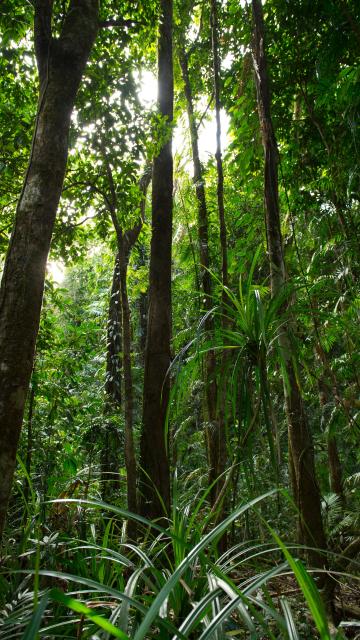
0, 0, 359, 637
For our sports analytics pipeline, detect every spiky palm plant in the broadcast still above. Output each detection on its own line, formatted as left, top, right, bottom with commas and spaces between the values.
1, 487, 349, 640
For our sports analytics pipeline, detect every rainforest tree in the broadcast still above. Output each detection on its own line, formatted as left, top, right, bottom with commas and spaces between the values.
0, 0, 99, 537
139, 0, 174, 521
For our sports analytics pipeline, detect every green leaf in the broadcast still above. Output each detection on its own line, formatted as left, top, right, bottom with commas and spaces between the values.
133, 491, 276, 640
21, 591, 49, 640
269, 529, 331, 640
49, 589, 130, 639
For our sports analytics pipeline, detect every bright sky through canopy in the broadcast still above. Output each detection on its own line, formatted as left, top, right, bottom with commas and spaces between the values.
48, 69, 229, 283
138, 69, 230, 161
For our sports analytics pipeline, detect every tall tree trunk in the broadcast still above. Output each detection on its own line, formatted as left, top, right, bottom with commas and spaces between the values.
105, 255, 122, 409
210, 0, 228, 292
118, 241, 138, 539
102, 254, 123, 501
139, 0, 173, 521
178, 46, 220, 503
105, 159, 151, 532
120, 175, 152, 536
251, 0, 327, 569
210, 0, 228, 505
135, 169, 152, 364
0, 0, 98, 538
317, 364, 345, 505
138, 244, 148, 362
178, 47, 212, 308
118, 170, 151, 539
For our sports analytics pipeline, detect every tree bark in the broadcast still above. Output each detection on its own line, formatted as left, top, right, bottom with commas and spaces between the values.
105, 255, 122, 409
24, 368, 36, 503
118, 171, 151, 539
138, 244, 148, 362
139, 0, 173, 522
0, 0, 98, 538
178, 45, 221, 503
210, 0, 228, 506
101, 254, 123, 501
105, 158, 151, 534
118, 240, 138, 539
251, 0, 327, 569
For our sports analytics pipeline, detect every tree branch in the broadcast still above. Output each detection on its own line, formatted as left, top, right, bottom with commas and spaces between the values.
34, 0, 53, 82
99, 18, 143, 29
124, 164, 152, 254
196, 93, 214, 132
58, 0, 99, 60
63, 180, 113, 213
61, 211, 102, 230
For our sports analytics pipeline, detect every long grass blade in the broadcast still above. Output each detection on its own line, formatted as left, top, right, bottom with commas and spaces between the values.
133, 491, 276, 640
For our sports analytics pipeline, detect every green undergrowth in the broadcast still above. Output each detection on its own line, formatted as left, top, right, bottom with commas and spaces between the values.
0, 488, 358, 640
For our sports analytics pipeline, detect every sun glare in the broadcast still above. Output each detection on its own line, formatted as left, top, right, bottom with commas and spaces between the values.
138, 69, 158, 106
137, 70, 230, 163
47, 260, 65, 284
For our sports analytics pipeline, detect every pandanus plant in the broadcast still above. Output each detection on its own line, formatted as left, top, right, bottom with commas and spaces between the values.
0, 489, 338, 639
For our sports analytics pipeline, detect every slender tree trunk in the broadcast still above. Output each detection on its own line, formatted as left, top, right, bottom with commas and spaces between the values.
317, 372, 345, 505
0, 0, 98, 538
210, 0, 228, 506
139, 0, 173, 521
119, 171, 151, 535
134, 168, 152, 365
178, 45, 220, 503
24, 370, 36, 503
210, 0, 228, 292
104, 160, 151, 531
118, 242, 138, 539
102, 254, 122, 501
178, 47, 212, 306
105, 255, 122, 409
138, 244, 148, 362
119, 170, 151, 536
328, 436, 344, 500
25, 387, 35, 478
251, 0, 326, 569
